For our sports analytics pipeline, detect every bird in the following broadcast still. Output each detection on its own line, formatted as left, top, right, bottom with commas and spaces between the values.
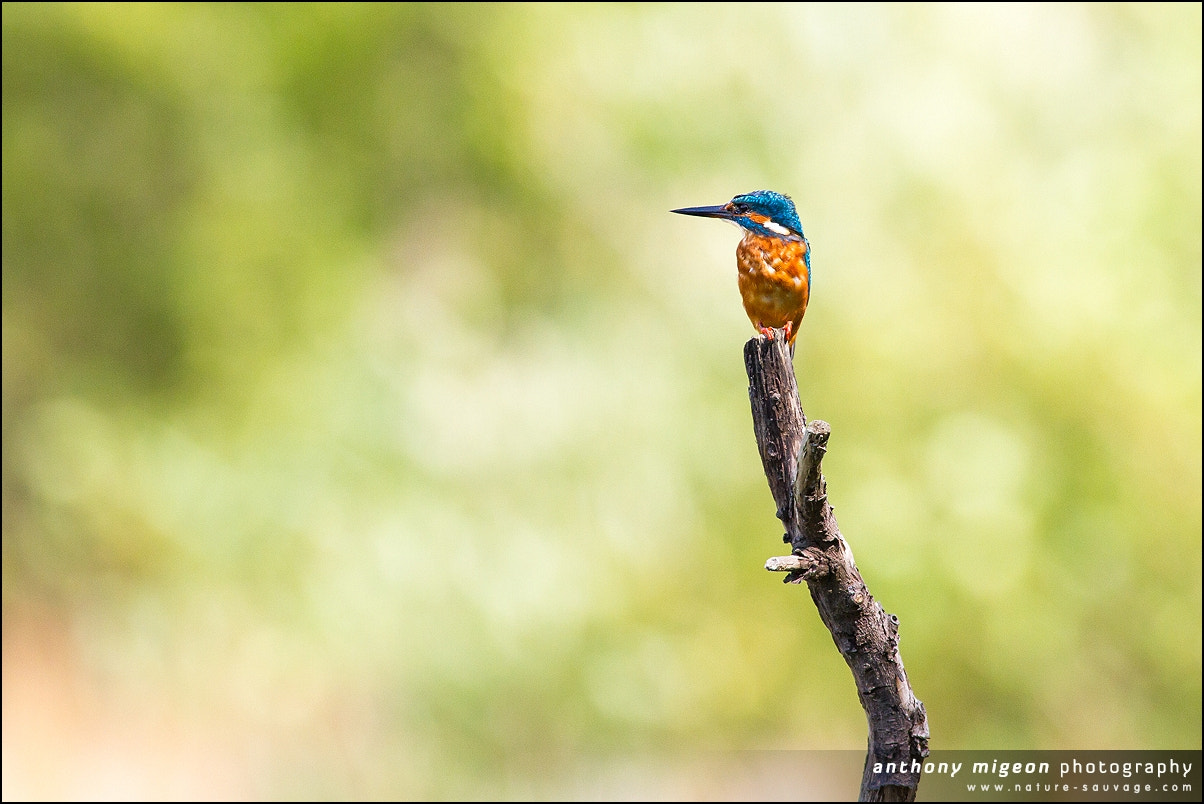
672, 190, 811, 351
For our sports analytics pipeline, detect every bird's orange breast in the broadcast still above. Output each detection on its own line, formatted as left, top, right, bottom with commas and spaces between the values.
736, 233, 810, 341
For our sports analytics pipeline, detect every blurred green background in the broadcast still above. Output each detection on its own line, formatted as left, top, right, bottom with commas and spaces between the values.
3, 3, 1200, 799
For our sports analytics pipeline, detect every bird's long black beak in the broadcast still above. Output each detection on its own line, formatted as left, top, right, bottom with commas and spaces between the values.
671, 203, 735, 220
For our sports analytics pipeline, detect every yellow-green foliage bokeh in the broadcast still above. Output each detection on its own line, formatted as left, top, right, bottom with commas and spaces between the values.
3, 3, 1200, 799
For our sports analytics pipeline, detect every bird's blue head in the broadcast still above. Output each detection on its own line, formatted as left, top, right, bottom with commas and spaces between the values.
672, 189, 809, 274
672, 189, 805, 240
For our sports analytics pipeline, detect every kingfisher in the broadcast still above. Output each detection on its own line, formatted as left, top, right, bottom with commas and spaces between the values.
672, 190, 811, 350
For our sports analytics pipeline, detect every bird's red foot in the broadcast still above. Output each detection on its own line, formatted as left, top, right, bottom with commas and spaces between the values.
758, 325, 775, 341
783, 321, 794, 343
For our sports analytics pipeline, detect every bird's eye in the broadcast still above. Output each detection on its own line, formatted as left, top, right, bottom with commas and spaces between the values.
732, 203, 748, 213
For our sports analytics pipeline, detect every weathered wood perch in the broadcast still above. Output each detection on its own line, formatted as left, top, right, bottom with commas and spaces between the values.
745, 329, 929, 803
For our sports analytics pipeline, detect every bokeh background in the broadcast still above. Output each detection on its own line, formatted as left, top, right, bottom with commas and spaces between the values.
3, 3, 1200, 799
